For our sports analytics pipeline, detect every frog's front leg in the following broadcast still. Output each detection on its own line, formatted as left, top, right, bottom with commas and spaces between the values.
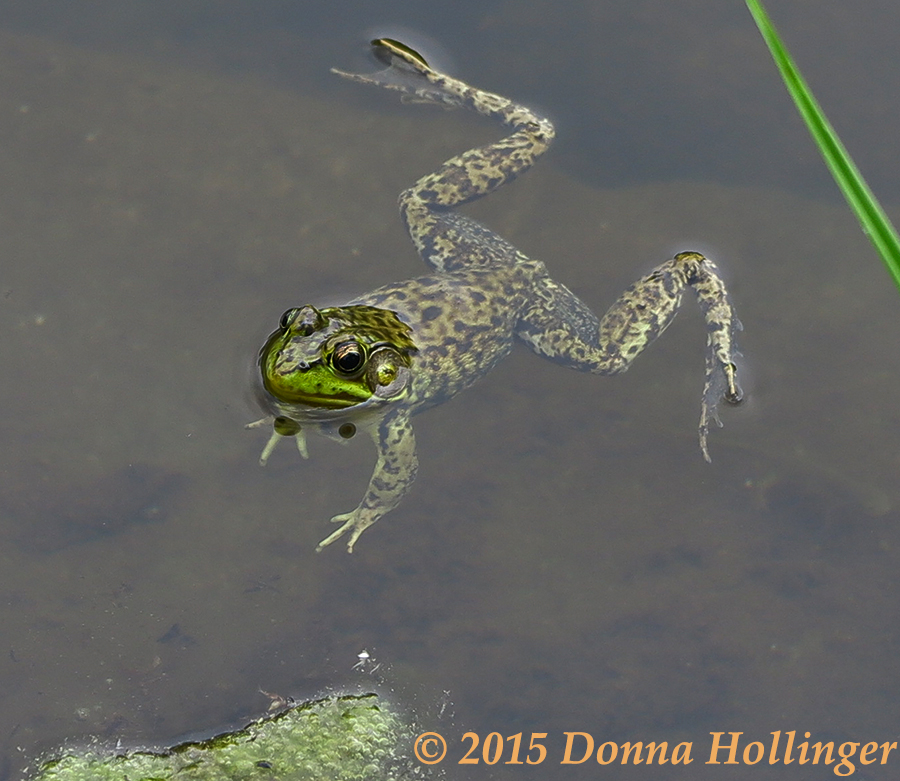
517, 251, 742, 461
316, 409, 418, 553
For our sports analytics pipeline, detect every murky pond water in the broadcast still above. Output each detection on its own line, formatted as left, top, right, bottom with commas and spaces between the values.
1, 1, 900, 779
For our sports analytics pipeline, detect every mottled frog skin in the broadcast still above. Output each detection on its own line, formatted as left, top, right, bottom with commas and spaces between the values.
253, 39, 743, 552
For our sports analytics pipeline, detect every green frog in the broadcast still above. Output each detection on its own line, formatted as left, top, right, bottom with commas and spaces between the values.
252, 39, 743, 552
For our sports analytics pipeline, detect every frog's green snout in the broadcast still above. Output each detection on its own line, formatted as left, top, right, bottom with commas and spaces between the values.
258, 305, 360, 408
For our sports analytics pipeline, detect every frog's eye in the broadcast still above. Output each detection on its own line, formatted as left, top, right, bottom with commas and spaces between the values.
330, 341, 366, 375
281, 305, 326, 336
280, 308, 299, 330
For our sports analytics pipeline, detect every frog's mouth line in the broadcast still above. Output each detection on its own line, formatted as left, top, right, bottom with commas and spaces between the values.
261, 375, 366, 410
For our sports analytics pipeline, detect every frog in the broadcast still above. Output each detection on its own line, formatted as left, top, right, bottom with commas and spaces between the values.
252, 38, 743, 553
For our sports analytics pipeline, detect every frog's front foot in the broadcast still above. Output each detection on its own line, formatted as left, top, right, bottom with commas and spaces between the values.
316, 508, 377, 553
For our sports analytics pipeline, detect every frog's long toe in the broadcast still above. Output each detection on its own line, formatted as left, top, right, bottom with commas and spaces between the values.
316, 510, 372, 553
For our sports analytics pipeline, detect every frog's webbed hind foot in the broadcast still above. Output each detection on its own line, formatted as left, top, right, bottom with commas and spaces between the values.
621, 251, 743, 461
693, 258, 743, 460
333, 38, 553, 133
698, 350, 742, 462
331, 38, 454, 108
608, 251, 743, 461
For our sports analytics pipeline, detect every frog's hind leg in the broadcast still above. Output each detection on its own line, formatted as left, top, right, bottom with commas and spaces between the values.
516, 252, 742, 461
333, 39, 554, 272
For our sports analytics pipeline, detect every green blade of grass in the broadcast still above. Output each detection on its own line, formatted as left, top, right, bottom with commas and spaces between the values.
746, 0, 900, 290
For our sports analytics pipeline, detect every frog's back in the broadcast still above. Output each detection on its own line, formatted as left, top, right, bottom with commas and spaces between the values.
352, 262, 528, 407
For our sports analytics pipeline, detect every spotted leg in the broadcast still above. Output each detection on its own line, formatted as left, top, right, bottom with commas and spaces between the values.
333, 38, 554, 273
316, 409, 418, 552
516, 252, 742, 460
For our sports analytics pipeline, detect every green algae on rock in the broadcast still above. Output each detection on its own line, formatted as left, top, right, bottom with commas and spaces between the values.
29, 693, 418, 781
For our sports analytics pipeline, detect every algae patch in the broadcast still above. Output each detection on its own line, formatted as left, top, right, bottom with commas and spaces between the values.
29, 693, 419, 781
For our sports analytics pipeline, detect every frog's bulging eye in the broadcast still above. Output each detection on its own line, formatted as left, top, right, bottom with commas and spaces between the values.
281, 305, 326, 336
280, 308, 299, 329
339, 423, 357, 439
331, 341, 366, 375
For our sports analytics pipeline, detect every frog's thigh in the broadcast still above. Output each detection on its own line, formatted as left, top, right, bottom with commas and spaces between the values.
515, 273, 615, 372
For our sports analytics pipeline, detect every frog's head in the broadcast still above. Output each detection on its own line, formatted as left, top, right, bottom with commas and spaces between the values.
258, 304, 417, 410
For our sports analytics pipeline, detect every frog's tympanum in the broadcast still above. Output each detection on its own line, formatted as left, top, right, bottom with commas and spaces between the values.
253, 39, 743, 552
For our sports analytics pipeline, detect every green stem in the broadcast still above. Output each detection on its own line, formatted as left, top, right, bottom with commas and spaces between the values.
746, 0, 900, 290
